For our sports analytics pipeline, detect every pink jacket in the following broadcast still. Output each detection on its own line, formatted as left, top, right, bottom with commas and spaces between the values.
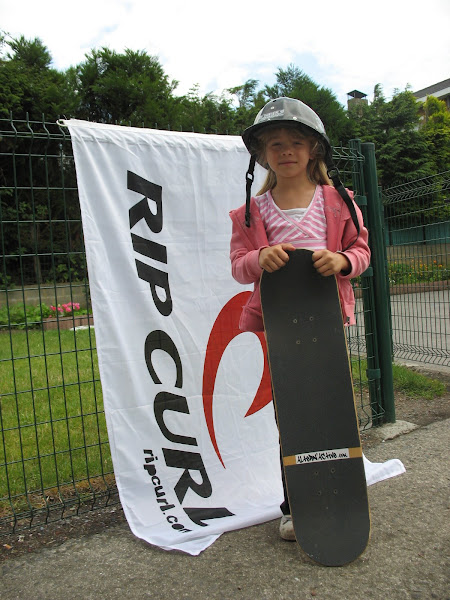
229, 185, 370, 331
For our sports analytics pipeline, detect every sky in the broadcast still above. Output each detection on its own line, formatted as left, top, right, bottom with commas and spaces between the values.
1, 0, 449, 107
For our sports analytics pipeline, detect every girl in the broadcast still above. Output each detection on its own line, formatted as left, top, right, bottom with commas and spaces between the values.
229, 97, 371, 541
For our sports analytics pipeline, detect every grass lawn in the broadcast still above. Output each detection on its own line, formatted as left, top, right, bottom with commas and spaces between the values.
0, 327, 112, 516
352, 358, 445, 400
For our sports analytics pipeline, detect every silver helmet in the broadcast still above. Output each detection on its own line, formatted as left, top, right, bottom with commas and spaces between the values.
242, 97, 331, 165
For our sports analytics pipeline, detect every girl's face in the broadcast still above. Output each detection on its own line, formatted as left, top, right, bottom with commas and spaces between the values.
263, 128, 315, 182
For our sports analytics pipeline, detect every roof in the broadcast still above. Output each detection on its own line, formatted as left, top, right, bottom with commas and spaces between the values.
413, 78, 450, 99
347, 90, 367, 99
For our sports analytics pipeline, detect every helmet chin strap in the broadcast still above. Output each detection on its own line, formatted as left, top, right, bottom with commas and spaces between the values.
325, 152, 360, 251
245, 155, 256, 227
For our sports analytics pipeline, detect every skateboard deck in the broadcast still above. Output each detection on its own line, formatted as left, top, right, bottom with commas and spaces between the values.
260, 249, 370, 566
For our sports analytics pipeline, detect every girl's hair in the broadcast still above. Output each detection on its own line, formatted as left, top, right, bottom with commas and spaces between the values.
253, 123, 331, 195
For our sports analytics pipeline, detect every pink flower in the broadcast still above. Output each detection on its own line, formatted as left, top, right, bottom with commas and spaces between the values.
49, 301, 83, 316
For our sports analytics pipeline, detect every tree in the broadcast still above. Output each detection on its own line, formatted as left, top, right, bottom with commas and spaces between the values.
227, 79, 266, 134
176, 85, 236, 134
422, 96, 450, 173
0, 35, 81, 285
0, 34, 74, 119
70, 47, 179, 126
6, 34, 52, 69
348, 85, 432, 187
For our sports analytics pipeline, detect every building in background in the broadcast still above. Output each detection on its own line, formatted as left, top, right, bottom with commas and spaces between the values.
347, 90, 368, 111
414, 79, 450, 110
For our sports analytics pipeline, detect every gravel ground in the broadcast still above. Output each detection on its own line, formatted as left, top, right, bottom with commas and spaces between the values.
361, 368, 450, 449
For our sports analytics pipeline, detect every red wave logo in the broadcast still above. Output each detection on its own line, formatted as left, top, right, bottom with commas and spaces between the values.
202, 292, 272, 467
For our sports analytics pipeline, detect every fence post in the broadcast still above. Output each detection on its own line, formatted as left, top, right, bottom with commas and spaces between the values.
361, 143, 396, 423
349, 139, 384, 426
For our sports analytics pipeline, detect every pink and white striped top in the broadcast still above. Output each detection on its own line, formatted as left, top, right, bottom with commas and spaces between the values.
255, 186, 327, 250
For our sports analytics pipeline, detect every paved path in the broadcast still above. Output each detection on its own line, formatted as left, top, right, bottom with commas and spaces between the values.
1, 419, 449, 600
390, 289, 450, 367
353, 289, 450, 369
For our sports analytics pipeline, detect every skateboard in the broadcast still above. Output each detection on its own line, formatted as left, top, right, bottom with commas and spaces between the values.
260, 249, 370, 566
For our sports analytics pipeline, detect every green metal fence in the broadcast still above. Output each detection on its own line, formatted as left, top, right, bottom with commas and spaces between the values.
0, 117, 387, 534
383, 172, 450, 367
0, 117, 117, 534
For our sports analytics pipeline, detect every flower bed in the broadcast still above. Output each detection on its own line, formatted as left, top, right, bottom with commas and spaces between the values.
42, 302, 92, 330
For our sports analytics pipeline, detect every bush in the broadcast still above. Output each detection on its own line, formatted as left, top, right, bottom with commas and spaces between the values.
388, 260, 449, 285
0, 303, 66, 329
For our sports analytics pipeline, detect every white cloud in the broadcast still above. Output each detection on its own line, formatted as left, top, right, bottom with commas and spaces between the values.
1, 0, 449, 106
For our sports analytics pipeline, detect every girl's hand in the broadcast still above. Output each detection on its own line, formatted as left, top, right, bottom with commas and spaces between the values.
312, 249, 351, 276
259, 244, 296, 272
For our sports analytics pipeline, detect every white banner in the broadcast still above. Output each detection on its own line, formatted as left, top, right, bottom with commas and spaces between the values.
66, 120, 404, 555
67, 121, 280, 555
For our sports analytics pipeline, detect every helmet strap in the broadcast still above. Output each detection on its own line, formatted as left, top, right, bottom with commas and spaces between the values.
326, 155, 360, 251
245, 155, 256, 227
